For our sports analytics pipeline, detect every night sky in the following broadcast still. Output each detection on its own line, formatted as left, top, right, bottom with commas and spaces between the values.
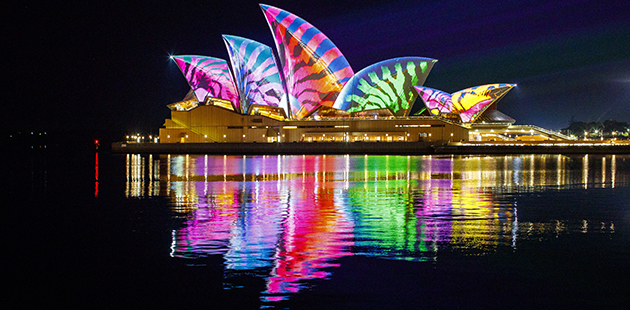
5, 0, 630, 135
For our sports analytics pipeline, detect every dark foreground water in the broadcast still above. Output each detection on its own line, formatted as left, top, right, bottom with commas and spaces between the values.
7, 146, 630, 309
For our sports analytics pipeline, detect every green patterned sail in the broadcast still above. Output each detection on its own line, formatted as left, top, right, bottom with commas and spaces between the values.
333, 57, 436, 116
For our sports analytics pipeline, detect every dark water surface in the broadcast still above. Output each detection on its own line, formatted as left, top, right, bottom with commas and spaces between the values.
8, 146, 630, 309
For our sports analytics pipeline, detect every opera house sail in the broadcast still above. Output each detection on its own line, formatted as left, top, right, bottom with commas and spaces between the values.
171, 55, 240, 112
260, 4, 355, 119
333, 57, 436, 116
415, 84, 517, 123
223, 35, 288, 117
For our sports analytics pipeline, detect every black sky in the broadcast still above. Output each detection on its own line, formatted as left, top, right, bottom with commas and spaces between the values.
4, 0, 630, 135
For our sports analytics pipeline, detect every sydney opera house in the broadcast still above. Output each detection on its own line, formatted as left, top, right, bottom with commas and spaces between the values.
158, 4, 572, 144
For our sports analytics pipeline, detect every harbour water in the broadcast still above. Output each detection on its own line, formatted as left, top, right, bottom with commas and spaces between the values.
8, 148, 630, 309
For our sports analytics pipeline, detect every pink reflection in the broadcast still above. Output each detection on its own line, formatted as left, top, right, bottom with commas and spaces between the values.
266, 178, 354, 295
417, 157, 454, 243
172, 155, 355, 297
173, 182, 241, 257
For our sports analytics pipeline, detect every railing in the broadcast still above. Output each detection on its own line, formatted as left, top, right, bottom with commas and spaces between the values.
510, 125, 576, 140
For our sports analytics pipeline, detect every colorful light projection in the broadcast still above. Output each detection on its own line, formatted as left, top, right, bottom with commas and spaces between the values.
260, 4, 355, 119
164, 155, 523, 266
167, 155, 355, 299
265, 169, 354, 298
164, 155, 519, 270
151, 154, 630, 302
414, 86, 454, 116
171, 55, 240, 112
414, 84, 516, 122
222, 35, 288, 116
333, 57, 436, 116
451, 83, 516, 123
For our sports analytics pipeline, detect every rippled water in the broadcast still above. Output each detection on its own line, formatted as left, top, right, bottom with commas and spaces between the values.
121, 154, 630, 306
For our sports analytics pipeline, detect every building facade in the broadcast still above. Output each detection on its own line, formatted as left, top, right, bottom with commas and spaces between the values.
159, 105, 469, 144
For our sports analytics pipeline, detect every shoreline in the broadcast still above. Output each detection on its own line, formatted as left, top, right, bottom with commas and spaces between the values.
111, 141, 630, 155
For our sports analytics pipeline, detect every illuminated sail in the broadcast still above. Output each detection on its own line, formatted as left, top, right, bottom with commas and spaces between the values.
260, 4, 354, 119
451, 83, 516, 123
414, 86, 453, 116
333, 57, 436, 116
171, 55, 240, 112
223, 35, 287, 116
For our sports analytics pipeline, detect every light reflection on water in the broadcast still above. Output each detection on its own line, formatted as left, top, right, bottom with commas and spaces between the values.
125, 154, 629, 303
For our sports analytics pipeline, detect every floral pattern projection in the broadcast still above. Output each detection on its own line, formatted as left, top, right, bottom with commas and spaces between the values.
171, 55, 240, 112
415, 84, 516, 122
222, 35, 288, 116
333, 57, 436, 116
260, 4, 355, 119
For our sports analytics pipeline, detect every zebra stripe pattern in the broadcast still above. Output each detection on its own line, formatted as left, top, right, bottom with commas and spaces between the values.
333, 57, 436, 116
171, 55, 240, 112
261, 4, 354, 119
223, 35, 288, 115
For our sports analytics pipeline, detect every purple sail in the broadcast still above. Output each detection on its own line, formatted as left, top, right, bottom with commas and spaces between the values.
414, 86, 453, 116
171, 55, 240, 112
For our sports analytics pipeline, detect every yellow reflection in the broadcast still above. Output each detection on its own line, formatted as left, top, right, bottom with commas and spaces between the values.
529, 154, 534, 187
583, 155, 588, 189
556, 155, 564, 186
602, 157, 606, 187
540, 155, 546, 187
